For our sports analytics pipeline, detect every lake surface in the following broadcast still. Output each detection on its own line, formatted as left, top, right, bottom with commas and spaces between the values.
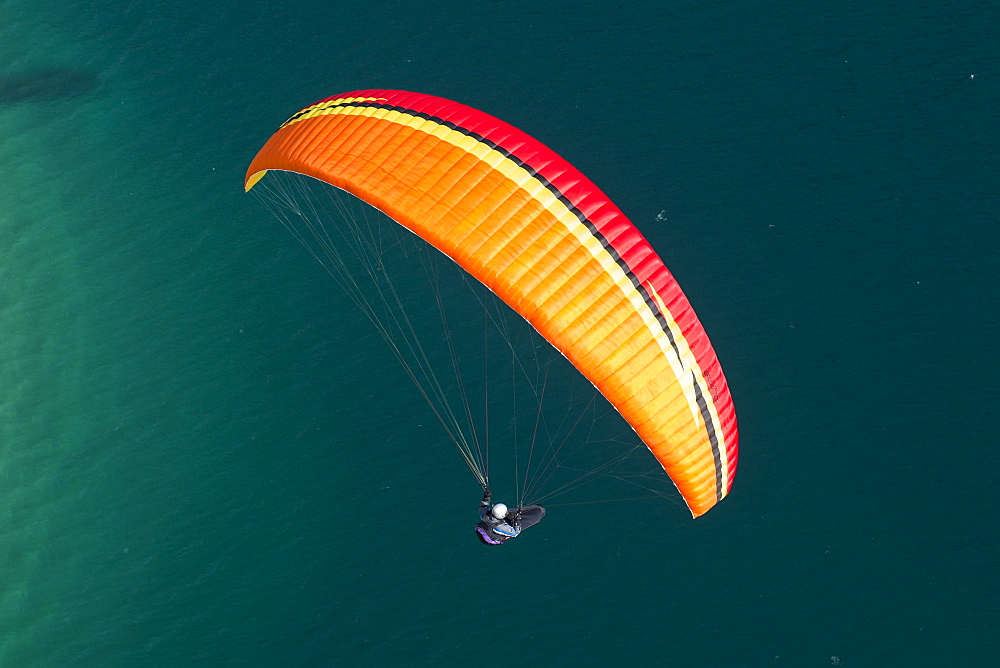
1, 0, 997, 664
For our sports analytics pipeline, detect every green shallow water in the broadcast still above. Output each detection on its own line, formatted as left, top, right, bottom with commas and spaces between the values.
2, 0, 997, 665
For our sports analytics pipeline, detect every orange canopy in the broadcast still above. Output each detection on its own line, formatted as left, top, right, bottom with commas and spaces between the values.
247, 90, 738, 516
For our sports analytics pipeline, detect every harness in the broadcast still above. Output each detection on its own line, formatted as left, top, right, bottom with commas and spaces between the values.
475, 524, 505, 545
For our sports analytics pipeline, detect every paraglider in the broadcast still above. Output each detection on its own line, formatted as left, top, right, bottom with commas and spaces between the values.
475, 489, 546, 545
246, 90, 738, 525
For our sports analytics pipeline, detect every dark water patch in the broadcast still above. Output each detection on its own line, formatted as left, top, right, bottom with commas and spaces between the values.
0, 67, 100, 105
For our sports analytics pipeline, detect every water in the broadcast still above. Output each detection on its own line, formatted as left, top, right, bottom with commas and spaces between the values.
2, 0, 997, 664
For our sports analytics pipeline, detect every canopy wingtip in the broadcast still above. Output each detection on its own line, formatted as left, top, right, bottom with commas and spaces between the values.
245, 170, 268, 192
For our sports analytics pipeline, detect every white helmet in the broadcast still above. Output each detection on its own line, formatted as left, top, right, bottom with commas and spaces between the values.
491, 503, 508, 519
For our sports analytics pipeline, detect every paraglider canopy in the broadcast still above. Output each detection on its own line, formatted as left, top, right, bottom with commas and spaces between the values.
246, 90, 738, 517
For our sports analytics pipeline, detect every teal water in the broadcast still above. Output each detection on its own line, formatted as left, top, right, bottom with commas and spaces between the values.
2, 0, 997, 665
